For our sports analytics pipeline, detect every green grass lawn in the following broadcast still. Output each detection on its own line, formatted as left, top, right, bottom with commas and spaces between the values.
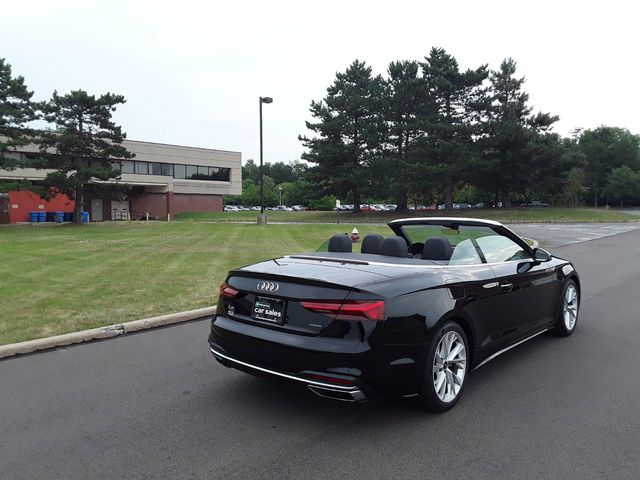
176, 207, 639, 224
0, 222, 389, 345
1, 207, 635, 345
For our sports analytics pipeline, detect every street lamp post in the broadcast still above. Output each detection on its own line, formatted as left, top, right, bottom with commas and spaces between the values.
258, 96, 273, 225
278, 186, 283, 207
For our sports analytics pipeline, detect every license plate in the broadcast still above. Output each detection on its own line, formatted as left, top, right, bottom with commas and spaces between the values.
252, 296, 286, 324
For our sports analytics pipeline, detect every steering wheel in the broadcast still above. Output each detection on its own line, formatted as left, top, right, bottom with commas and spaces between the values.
407, 242, 424, 258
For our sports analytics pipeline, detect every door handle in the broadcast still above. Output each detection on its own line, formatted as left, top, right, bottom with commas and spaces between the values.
500, 283, 514, 293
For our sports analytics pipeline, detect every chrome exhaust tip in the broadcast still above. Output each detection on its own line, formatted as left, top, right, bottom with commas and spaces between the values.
307, 385, 366, 402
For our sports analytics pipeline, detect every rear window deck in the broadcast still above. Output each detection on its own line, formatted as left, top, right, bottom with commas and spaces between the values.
288, 252, 447, 266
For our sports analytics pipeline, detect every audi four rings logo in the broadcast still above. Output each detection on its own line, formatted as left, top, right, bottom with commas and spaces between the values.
257, 281, 280, 293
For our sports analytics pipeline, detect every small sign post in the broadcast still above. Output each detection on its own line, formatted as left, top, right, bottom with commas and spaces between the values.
336, 199, 341, 225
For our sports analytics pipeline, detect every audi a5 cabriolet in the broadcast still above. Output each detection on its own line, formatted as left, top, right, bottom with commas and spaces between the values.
208, 218, 580, 411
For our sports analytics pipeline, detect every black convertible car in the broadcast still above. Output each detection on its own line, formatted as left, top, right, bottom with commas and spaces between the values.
208, 218, 580, 411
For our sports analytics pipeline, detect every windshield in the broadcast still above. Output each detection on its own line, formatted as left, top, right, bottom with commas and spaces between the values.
401, 224, 497, 246
400, 223, 530, 265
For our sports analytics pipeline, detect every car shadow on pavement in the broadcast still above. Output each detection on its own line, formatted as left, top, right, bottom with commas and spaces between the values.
198, 332, 557, 424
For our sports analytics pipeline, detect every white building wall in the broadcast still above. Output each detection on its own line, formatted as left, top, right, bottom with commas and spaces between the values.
0, 138, 242, 196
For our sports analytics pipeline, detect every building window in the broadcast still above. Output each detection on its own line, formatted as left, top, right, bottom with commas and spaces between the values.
121, 160, 135, 174
174, 164, 186, 179
150, 162, 163, 176
185, 165, 198, 179
161, 163, 174, 177
135, 161, 148, 174
210, 167, 230, 181
197, 166, 209, 178
114, 161, 229, 182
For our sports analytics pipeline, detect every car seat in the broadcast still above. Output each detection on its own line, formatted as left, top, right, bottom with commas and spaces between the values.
328, 234, 353, 253
422, 237, 453, 260
361, 234, 384, 254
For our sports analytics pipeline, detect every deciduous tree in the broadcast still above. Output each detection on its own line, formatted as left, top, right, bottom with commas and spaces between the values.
578, 127, 640, 206
602, 165, 640, 206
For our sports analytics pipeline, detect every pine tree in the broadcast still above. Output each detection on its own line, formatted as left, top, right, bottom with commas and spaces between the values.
420, 48, 488, 209
477, 58, 558, 206
299, 60, 385, 212
0, 58, 38, 189
39, 90, 133, 223
383, 60, 432, 210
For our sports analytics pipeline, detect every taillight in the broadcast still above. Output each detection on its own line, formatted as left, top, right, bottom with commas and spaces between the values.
219, 282, 239, 298
300, 300, 385, 321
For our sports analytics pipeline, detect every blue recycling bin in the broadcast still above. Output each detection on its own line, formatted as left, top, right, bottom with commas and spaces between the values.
55, 211, 64, 223
46, 212, 55, 222
37, 211, 46, 223
29, 211, 39, 223
64, 212, 73, 222
81, 211, 90, 223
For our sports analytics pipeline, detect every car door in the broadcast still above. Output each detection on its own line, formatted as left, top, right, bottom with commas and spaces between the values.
477, 236, 556, 342
447, 239, 504, 351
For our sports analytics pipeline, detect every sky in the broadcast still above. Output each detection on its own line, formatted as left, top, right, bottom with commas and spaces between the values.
2, 0, 638, 165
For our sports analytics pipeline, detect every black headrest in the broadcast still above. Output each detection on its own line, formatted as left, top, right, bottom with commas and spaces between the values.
422, 237, 453, 260
328, 234, 352, 252
380, 237, 408, 257
361, 234, 384, 254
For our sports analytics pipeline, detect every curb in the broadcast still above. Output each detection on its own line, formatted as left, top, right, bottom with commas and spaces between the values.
0, 306, 216, 360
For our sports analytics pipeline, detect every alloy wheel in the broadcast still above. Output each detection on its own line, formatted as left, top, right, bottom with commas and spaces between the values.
432, 331, 467, 403
564, 283, 579, 331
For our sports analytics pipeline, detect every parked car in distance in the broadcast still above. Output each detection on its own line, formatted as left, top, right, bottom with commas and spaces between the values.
291, 205, 304, 211
209, 217, 580, 411
528, 201, 550, 207
223, 205, 239, 212
410, 205, 437, 211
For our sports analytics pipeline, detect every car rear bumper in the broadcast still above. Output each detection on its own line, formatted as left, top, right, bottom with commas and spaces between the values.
209, 346, 366, 402
209, 315, 424, 401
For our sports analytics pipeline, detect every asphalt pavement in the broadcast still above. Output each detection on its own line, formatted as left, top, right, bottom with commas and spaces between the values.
508, 222, 640, 248
2, 228, 640, 479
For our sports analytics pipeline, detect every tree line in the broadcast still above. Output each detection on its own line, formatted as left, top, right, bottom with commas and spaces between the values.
0, 58, 131, 223
295, 49, 640, 211
4, 52, 640, 215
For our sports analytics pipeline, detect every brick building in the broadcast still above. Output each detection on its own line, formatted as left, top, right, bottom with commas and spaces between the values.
0, 139, 241, 223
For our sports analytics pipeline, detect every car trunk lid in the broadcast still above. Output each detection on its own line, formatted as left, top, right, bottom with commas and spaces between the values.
220, 255, 402, 336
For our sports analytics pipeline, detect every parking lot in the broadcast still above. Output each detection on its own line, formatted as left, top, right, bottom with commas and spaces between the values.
2, 227, 640, 479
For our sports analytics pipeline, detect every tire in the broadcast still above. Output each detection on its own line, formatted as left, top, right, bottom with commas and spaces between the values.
417, 321, 469, 412
553, 279, 579, 337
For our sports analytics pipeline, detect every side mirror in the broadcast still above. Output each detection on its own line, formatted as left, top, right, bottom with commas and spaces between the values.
532, 247, 551, 262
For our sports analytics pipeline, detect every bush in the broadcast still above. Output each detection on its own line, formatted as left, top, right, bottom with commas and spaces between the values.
308, 195, 337, 211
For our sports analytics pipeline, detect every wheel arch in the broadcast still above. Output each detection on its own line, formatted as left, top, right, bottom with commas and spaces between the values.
568, 273, 581, 298
434, 313, 475, 366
